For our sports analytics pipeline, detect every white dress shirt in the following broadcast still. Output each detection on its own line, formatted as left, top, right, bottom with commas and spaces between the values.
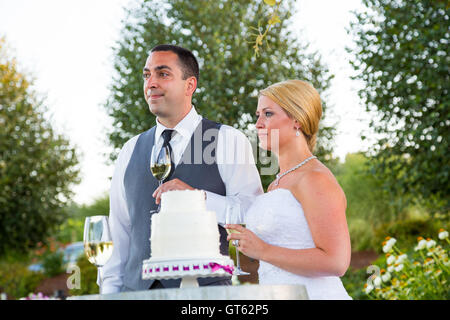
100, 107, 263, 293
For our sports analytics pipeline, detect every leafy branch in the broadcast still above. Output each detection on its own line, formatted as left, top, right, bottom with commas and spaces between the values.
249, 0, 282, 56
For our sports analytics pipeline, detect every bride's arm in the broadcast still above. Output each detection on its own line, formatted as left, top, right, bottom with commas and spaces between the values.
227, 170, 351, 278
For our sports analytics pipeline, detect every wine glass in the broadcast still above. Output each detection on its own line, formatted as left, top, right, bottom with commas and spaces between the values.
83, 216, 113, 268
225, 203, 250, 276
150, 144, 172, 213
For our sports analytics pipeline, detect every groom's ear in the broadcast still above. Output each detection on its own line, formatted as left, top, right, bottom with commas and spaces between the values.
186, 76, 197, 96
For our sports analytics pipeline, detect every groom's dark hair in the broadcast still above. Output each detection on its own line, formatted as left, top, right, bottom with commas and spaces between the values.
150, 44, 199, 83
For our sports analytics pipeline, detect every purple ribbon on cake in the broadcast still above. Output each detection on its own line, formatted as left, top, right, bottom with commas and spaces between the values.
209, 262, 234, 275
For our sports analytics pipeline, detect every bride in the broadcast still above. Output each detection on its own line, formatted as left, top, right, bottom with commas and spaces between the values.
226, 80, 352, 300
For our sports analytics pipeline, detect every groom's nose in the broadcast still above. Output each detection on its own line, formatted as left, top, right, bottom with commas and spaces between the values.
145, 74, 159, 89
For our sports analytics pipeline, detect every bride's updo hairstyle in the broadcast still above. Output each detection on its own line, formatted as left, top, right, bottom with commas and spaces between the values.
259, 80, 322, 152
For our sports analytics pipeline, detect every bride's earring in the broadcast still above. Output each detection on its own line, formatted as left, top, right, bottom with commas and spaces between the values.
296, 128, 300, 137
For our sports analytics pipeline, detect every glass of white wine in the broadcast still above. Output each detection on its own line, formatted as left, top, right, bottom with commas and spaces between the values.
83, 216, 113, 268
150, 144, 172, 214
225, 203, 250, 276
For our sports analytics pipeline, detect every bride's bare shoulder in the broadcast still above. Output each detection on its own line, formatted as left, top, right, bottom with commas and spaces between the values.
291, 164, 346, 208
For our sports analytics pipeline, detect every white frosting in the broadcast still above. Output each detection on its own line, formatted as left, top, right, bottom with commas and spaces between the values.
150, 190, 223, 260
160, 189, 206, 213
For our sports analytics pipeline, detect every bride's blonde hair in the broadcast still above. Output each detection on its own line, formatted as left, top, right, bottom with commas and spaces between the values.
259, 80, 322, 152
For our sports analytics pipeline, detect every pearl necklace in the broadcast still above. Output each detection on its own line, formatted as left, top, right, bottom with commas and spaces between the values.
274, 156, 317, 186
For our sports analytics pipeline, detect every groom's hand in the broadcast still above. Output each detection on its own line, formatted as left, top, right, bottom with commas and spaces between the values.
152, 178, 195, 204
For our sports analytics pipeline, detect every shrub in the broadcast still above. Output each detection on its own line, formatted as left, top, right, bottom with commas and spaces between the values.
341, 267, 371, 300
68, 255, 99, 296
363, 229, 449, 300
373, 218, 443, 254
335, 153, 400, 251
41, 250, 65, 278
0, 260, 44, 300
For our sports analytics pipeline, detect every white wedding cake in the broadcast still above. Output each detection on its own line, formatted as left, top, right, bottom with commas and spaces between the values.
149, 189, 225, 260
142, 189, 234, 282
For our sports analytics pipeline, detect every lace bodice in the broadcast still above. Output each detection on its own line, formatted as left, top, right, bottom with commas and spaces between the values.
245, 188, 352, 300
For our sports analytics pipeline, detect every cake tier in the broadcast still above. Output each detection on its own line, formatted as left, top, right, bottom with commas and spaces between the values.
160, 189, 206, 213
151, 211, 220, 259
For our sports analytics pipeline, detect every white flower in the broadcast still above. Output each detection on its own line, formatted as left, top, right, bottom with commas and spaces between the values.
397, 254, 408, 264
387, 238, 397, 247
365, 284, 374, 294
387, 265, 395, 273
383, 238, 397, 253
373, 276, 382, 287
427, 239, 436, 249
394, 264, 404, 272
381, 272, 391, 282
415, 239, 427, 251
387, 255, 396, 265
438, 230, 448, 240
424, 258, 434, 266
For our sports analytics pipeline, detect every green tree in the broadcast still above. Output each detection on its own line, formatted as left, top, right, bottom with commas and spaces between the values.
335, 153, 441, 252
348, 0, 449, 215
0, 38, 80, 257
54, 194, 110, 244
334, 153, 398, 250
105, 0, 336, 188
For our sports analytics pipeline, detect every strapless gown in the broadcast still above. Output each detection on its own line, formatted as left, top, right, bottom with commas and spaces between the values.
245, 188, 352, 300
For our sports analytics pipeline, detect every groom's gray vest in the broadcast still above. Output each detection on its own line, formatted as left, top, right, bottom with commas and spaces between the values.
123, 118, 229, 291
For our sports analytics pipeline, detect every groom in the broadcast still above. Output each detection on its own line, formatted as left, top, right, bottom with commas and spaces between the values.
100, 44, 263, 293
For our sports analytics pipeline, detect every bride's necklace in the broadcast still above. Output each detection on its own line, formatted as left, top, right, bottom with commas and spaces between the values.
274, 156, 317, 186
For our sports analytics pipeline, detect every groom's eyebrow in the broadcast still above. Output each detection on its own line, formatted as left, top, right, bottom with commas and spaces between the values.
143, 65, 173, 72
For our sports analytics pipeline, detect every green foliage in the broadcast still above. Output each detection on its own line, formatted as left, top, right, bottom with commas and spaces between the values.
54, 217, 84, 244
364, 230, 449, 300
335, 153, 402, 250
53, 194, 110, 244
341, 267, 371, 300
251, 0, 282, 56
373, 218, 444, 254
348, 0, 449, 215
41, 250, 65, 278
0, 259, 44, 300
0, 38, 81, 257
69, 255, 99, 296
73, 194, 110, 219
105, 0, 336, 176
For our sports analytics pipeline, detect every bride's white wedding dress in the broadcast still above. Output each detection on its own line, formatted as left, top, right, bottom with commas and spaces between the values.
245, 188, 352, 300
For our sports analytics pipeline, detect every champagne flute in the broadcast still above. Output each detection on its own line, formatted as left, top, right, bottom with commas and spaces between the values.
83, 216, 113, 268
225, 203, 250, 276
150, 144, 172, 213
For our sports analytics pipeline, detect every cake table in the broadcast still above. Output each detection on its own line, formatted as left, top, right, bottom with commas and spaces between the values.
142, 256, 234, 288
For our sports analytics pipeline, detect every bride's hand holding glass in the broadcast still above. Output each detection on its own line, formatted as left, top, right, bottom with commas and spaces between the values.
224, 203, 250, 276
225, 224, 269, 262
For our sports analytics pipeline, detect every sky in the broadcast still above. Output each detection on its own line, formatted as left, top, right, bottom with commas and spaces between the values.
0, 0, 368, 205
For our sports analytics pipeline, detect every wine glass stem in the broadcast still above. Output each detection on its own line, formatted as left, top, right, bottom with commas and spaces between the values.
235, 247, 241, 270
156, 180, 163, 212
97, 266, 102, 293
